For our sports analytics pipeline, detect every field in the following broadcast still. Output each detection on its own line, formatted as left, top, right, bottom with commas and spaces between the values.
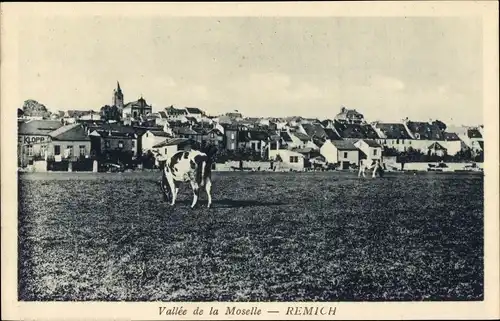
18, 171, 483, 301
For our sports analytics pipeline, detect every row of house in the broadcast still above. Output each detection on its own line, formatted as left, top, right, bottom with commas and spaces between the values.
17, 82, 484, 170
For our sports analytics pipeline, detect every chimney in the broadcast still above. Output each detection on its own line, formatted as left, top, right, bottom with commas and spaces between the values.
341, 106, 346, 113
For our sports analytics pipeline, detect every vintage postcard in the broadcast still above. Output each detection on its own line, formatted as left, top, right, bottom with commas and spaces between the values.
1, 1, 499, 320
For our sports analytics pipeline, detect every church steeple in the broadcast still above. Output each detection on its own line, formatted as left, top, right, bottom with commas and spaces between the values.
113, 81, 124, 109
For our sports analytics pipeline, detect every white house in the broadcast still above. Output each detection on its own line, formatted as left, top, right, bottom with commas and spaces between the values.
354, 139, 383, 162
288, 130, 318, 150
238, 130, 269, 156
185, 107, 204, 121
80, 111, 101, 121
320, 139, 360, 169
371, 122, 414, 152
164, 106, 188, 121
428, 142, 447, 157
141, 130, 172, 154
152, 137, 191, 159
456, 126, 483, 155
268, 149, 305, 171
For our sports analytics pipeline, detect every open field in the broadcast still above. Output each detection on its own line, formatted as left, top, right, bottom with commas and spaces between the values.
18, 171, 483, 301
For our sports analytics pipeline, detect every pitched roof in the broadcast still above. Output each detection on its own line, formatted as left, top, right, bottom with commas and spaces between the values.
375, 123, 412, 139
324, 128, 341, 140
406, 121, 444, 140
291, 131, 311, 141
301, 123, 327, 138
88, 123, 137, 135
49, 124, 90, 141
149, 130, 171, 137
428, 142, 447, 150
124, 97, 151, 108
330, 140, 358, 150
359, 139, 382, 148
280, 131, 293, 142
186, 116, 198, 123
153, 138, 190, 148
18, 120, 63, 135
467, 128, 482, 139
333, 121, 380, 139
165, 106, 188, 115
478, 141, 484, 150
173, 127, 200, 135
185, 107, 203, 114
158, 111, 168, 118
239, 130, 269, 142
293, 147, 316, 154
444, 132, 460, 141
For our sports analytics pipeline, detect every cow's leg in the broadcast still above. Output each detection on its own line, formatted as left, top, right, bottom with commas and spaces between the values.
358, 166, 363, 177
172, 184, 180, 206
372, 164, 378, 178
166, 176, 178, 206
205, 178, 212, 208
190, 180, 200, 209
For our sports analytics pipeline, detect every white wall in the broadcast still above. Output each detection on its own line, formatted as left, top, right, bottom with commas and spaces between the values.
378, 138, 462, 155
142, 132, 167, 153
320, 140, 339, 163
354, 140, 382, 161
268, 149, 304, 171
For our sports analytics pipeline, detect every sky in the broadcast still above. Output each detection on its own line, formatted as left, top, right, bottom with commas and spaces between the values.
17, 16, 483, 126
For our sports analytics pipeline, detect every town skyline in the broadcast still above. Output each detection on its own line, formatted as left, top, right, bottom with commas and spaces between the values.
18, 16, 483, 126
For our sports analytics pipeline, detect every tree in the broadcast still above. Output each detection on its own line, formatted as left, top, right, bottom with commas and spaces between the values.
22, 99, 51, 118
100, 105, 122, 122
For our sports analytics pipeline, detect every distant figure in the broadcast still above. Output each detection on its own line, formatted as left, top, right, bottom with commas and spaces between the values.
359, 159, 382, 178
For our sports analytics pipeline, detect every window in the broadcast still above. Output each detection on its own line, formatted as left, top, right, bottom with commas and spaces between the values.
373, 149, 378, 156
211, 132, 215, 138
105, 141, 110, 148
118, 141, 124, 149
289, 156, 299, 163
27, 145, 33, 156
54, 145, 61, 155
231, 133, 235, 140
40, 145, 47, 156
402, 139, 405, 144
343, 152, 348, 159
131, 140, 135, 148
409, 141, 412, 145
79, 145, 86, 156
164, 148, 167, 154
67, 146, 73, 157
396, 139, 400, 144
257, 141, 261, 150
230, 142, 235, 150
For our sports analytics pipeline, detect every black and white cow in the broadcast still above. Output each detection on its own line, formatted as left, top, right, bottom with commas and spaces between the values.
155, 149, 213, 208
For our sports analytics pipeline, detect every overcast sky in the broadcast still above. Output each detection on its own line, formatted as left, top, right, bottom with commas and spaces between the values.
18, 16, 483, 125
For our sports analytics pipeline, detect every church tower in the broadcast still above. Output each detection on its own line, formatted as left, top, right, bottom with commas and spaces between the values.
113, 81, 124, 109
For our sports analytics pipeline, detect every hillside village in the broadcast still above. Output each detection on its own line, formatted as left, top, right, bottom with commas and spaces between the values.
18, 82, 484, 172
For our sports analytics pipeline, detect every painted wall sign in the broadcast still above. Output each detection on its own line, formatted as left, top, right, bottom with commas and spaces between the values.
19, 135, 49, 145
